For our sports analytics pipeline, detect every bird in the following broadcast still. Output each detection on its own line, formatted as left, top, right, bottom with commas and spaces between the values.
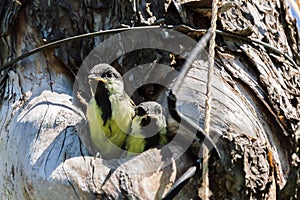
86, 63, 135, 159
126, 101, 168, 155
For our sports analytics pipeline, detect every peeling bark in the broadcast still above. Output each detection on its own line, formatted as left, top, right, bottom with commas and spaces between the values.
0, 0, 299, 199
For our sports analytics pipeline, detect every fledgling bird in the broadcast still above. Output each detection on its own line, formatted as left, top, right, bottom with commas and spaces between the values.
86, 63, 135, 159
126, 101, 168, 155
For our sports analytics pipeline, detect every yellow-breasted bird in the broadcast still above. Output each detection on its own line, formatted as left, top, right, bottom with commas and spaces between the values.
126, 101, 168, 155
86, 64, 135, 159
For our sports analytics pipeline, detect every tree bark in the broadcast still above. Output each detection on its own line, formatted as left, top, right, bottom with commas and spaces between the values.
0, 0, 299, 199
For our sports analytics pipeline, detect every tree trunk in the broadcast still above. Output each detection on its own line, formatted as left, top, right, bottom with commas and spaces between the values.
0, 0, 299, 199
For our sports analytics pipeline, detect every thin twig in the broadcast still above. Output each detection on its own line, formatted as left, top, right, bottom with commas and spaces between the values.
162, 159, 202, 200
1, 26, 297, 72
172, 30, 213, 94
0, 25, 171, 72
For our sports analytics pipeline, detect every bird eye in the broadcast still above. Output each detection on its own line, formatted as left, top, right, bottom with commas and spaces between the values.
101, 71, 114, 78
101, 73, 106, 78
136, 106, 147, 116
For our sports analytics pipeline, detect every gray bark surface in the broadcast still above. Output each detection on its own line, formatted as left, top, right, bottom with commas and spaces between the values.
0, 0, 299, 199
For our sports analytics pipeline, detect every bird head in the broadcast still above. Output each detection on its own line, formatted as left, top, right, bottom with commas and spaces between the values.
135, 102, 167, 138
88, 64, 124, 96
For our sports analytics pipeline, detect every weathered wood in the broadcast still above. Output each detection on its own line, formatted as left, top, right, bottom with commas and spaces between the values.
0, 0, 299, 199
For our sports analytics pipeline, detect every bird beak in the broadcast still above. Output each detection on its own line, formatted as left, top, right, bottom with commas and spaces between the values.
88, 75, 107, 84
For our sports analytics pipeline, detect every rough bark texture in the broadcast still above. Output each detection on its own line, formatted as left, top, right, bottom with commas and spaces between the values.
0, 0, 299, 199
